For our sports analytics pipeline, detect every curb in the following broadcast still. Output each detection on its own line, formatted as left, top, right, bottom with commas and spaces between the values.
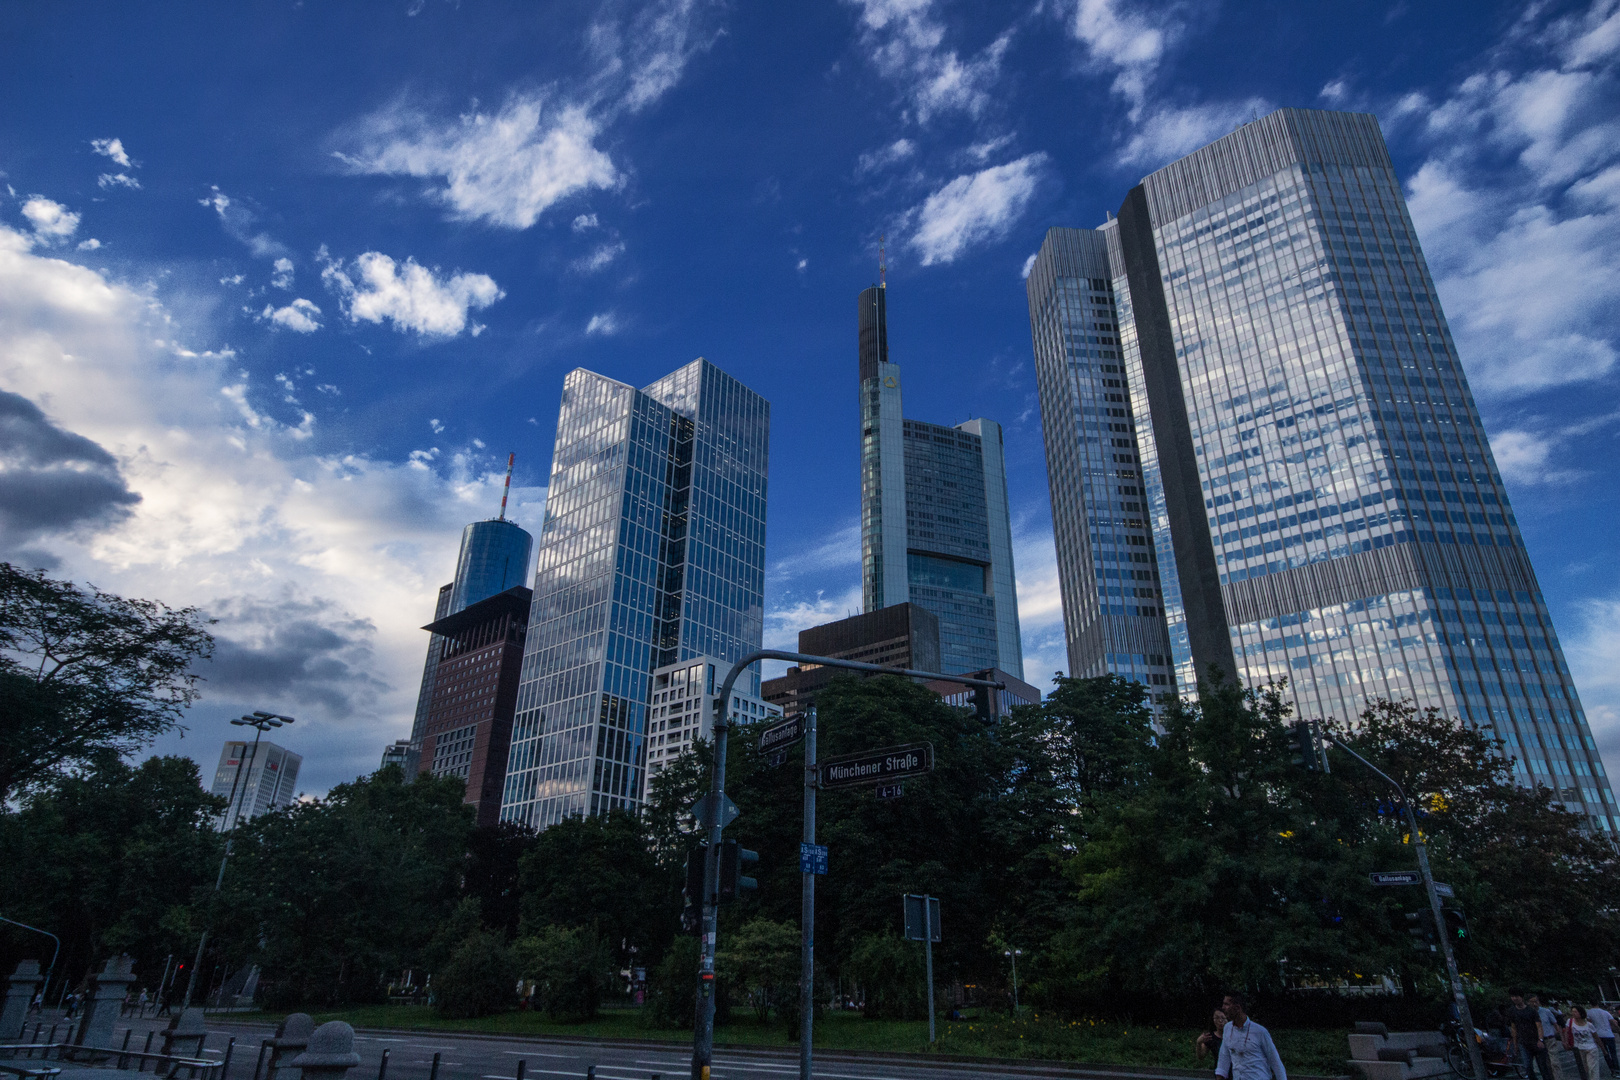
199, 1018, 1350, 1080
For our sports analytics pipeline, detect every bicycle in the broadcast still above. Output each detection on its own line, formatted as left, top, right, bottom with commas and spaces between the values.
1444, 1021, 1526, 1080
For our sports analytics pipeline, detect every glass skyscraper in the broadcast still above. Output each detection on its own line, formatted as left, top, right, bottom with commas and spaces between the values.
1029, 107, 1616, 830
859, 285, 1023, 677
500, 358, 769, 828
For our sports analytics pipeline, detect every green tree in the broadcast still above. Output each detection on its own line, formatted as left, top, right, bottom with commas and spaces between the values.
643, 935, 699, 1030
0, 564, 213, 799
220, 768, 473, 1006
434, 929, 518, 1019
517, 810, 674, 959
845, 932, 924, 1020
516, 925, 611, 1022
718, 917, 798, 1022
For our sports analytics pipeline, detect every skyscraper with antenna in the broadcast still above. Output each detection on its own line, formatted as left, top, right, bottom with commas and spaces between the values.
401, 456, 535, 824
858, 247, 1024, 677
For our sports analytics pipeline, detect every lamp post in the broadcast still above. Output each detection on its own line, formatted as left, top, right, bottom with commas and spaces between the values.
1004, 949, 1022, 1015
182, 710, 293, 1009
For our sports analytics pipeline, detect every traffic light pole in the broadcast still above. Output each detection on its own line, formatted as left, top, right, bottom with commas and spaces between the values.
799, 705, 816, 1080
692, 650, 1003, 1080
1321, 733, 1486, 1080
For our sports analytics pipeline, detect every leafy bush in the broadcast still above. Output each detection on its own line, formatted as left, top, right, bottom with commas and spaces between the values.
517, 925, 611, 1022
434, 929, 517, 1018
643, 936, 698, 1029
847, 932, 926, 1020
718, 917, 799, 1024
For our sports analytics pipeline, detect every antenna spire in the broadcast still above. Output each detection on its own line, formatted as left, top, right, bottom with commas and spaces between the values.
879, 234, 887, 289
498, 452, 514, 520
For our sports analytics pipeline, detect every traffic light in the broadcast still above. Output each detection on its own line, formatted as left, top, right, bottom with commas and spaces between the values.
718, 839, 758, 902
681, 847, 706, 933
1443, 907, 1469, 944
972, 684, 995, 723
1287, 721, 1321, 771
1405, 911, 1437, 952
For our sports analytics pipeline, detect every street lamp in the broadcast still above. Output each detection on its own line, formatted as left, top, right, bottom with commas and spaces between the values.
182, 711, 294, 1009
1004, 948, 1023, 1015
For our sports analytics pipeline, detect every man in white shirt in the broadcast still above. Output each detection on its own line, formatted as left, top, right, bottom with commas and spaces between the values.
1587, 1004, 1616, 1077
1216, 992, 1288, 1080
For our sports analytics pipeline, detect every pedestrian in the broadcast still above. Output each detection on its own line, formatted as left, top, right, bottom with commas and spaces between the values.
1534, 995, 1569, 1080
1587, 1003, 1617, 1078
1510, 988, 1553, 1080
1215, 992, 1287, 1080
1570, 1008, 1604, 1080
28, 991, 42, 1017
1198, 1008, 1229, 1062
137, 989, 149, 1017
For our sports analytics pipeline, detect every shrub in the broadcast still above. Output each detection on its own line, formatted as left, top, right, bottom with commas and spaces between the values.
434, 930, 518, 1019
847, 932, 926, 1020
517, 925, 611, 1023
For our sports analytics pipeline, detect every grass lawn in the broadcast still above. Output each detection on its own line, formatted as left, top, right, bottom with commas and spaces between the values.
234, 1005, 1351, 1075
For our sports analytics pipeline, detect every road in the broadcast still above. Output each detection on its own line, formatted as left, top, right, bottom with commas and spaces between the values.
69, 1014, 1208, 1080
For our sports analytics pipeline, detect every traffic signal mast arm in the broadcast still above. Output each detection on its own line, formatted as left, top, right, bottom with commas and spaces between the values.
1313, 728, 1485, 1080
690, 650, 1004, 1080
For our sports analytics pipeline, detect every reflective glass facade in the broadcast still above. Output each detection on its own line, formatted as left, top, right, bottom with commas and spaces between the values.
450, 519, 534, 613
858, 285, 1024, 677
500, 358, 769, 829
1030, 107, 1616, 830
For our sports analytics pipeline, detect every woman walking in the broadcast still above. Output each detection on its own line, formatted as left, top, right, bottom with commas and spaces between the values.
1570, 1007, 1603, 1080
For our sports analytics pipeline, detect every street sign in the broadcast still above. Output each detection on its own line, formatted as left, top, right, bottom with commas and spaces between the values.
820, 743, 934, 788
758, 715, 803, 756
1434, 882, 1454, 899
800, 842, 828, 875
689, 792, 740, 831
876, 781, 904, 800
903, 894, 941, 943
1370, 871, 1422, 886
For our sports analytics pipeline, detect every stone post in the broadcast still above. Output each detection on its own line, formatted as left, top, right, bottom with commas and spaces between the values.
73, 954, 136, 1048
290, 1022, 360, 1080
1, 960, 44, 1040
159, 1006, 209, 1059
266, 1013, 315, 1080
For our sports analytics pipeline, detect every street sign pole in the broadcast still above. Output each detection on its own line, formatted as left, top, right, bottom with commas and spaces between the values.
799, 706, 817, 1080
1325, 735, 1484, 1080
923, 896, 936, 1044
692, 650, 1001, 1080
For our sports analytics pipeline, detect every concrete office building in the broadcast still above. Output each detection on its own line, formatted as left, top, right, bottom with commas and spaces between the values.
210, 740, 301, 830
1028, 107, 1616, 829
644, 655, 781, 787
762, 603, 941, 714
417, 585, 531, 826
501, 358, 769, 829
859, 285, 1023, 677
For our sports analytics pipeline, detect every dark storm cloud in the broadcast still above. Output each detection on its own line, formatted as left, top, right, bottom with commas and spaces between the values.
199, 596, 388, 717
0, 390, 140, 545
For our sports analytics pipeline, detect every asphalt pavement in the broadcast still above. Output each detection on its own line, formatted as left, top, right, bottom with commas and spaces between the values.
66, 1014, 1215, 1080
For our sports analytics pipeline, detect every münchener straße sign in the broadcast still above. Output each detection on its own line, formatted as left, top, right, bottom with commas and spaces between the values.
819, 743, 934, 788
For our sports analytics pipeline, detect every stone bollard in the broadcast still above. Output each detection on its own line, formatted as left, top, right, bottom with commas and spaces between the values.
160, 1006, 209, 1059
73, 954, 136, 1049
1, 960, 44, 1041
289, 1022, 360, 1080
266, 1013, 315, 1080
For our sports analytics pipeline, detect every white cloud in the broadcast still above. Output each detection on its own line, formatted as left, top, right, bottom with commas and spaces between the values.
855, 137, 916, 176
572, 212, 600, 232
1012, 518, 1067, 688
220, 274, 245, 286
200, 187, 288, 259
1067, 0, 1180, 113
1565, 591, 1620, 785
573, 241, 625, 273
77, 238, 102, 251
21, 197, 79, 241
260, 298, 323, 334
321, 251, 503, 338
97, 173, 141, 191
271, 257, 295, 290
336, 93, 621, 230
0, 223, 540, 792
1020, 252, 1037, 279
589, 0, 723, 113
846, 0, 1010, 122
907, 153, 1046, 266
90, 138, 132, 168
1115, 97, 1271, 168
585, 312, 619, 336
1395, 2, 1620, 395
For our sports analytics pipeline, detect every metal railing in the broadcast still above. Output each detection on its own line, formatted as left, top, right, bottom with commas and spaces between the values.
0, 1026, 232, 1080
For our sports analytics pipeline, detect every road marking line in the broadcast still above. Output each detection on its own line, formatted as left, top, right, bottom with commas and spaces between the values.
500, 1051, 575, 1058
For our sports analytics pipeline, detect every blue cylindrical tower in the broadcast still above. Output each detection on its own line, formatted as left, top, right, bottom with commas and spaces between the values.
450, 519, 534, 613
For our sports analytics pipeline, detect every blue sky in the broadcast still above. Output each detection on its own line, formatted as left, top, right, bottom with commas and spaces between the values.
2, 0, 1618, 796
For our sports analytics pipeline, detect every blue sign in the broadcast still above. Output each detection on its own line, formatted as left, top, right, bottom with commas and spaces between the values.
800, 842, 828, 875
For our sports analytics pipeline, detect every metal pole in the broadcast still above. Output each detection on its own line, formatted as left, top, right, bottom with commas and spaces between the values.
0, 916, 60, 1012
1010, 951, 1019, 1015
377, 1047, 389, 1080
691, 650, 1002, 1080
186, 725, 262, 1009
428, 1053, 440, 1080
799, 706, 817, 1080
923, 896, 935, 1045
1325, 736, 1485, 1080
